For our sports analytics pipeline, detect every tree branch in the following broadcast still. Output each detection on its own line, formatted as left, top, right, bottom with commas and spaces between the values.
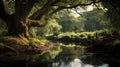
51, 0, 61, 6
28, 16, 49, 27
15, 0, 37, 20
50, 1, 100, 15
28, 19, 48, 27
29, 0, 62, 20
74, 8, 82, 16
29, 0, 53, 20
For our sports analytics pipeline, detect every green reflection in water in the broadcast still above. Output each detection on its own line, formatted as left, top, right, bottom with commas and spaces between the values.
0, 43, 108, 67
25, 43, 86, 66
53, 43, 85, 64
35, 43, 86, 63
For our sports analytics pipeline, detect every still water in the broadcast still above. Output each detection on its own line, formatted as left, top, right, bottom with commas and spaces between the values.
53, 59, 109, 67
0, 43, 109, 67
37, 43, 109, 67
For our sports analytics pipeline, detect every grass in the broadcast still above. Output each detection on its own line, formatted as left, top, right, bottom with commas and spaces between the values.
29, 37, 48, 46
0, 36, 29, 47
0, 36, 50, 55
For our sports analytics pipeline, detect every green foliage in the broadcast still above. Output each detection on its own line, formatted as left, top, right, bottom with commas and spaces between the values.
47, 30, 112, 44
57, 32, 95, 40
29, 27, 38, 37
51, 8, 111, 35
2, 0, 120, 38
57, 32, 77, 38
3, 0, 15, 14
80, 8, 111, 31
95, 29, 110, 37
56, 10, 82, 32
0, 36, 29, 50
46, 44, 62, 60
113, 39, 120, 45
36, 19, 62, 36
27, 43, 85, 65
38, 43, 85, 63
30, 8, 111, 41
53, 43, 85, 63
56, 48, 77, 63
37, 37, 48, 43
29, 38, 42, 46
29, 37, 48, 46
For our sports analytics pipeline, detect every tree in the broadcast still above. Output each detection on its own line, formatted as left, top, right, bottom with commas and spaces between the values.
101, 0, 120, 29
56, 10, 79, 32
36, 19, 62, 36
82, 9, 111, 31
0, 0, 119, 38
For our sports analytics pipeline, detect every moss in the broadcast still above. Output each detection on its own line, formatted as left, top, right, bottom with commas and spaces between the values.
0, 36, 30, 54
29, 38, 42, 46
29, 37, 48, 46
37, 37, 48, 43
113, 39, 120, 45
0, 36, 29, 45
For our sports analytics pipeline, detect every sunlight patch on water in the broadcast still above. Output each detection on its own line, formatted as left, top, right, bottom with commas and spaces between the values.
53, 58, 109, 67
84, 64, 94, 67
71, 58, 82, 67
98, 64, 109, 67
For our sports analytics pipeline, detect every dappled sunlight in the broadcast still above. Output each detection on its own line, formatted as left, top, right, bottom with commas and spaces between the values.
0, 0, 120, 67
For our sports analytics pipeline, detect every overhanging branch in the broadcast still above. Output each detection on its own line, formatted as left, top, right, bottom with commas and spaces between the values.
51, 0, 61, 5
15, 0, 36, 20
50, 1, 100, 15
28, 19, 48, 27
29, 0, 53, 20
29, 0, 62, 20
28, 15, 49, 27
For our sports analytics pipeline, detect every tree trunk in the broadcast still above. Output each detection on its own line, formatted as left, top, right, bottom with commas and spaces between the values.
1, 0, 49, 38
6, 18, 29, 38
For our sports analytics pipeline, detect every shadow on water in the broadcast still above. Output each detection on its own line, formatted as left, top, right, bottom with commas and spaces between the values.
0, 43, 110, 67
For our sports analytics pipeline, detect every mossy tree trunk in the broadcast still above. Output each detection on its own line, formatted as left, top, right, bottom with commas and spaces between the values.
6, 18, 29, 37
0, 0, 50, 38
0, 0, 100, 38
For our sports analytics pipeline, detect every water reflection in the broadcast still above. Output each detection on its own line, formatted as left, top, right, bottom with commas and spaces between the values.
50, 43, 109, 67
53, 58, 109, 67
0, 43, 109, 67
